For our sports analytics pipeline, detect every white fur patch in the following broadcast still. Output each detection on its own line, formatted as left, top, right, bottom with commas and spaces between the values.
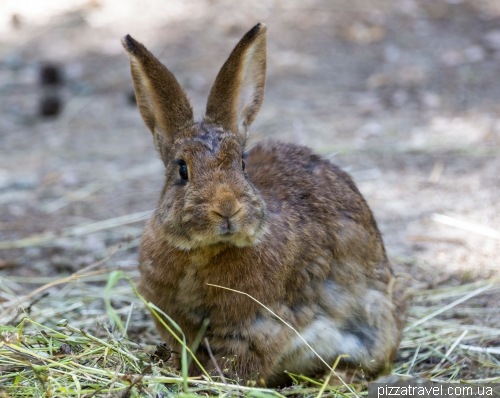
278, 315, 366, 375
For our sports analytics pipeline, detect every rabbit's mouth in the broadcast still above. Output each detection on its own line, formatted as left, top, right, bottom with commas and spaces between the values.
195, 214, 269, 248
214, 221, 246, 242
218, 217, 237, 236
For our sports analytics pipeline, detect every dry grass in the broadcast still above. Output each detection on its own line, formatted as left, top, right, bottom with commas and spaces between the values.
0, 235, 499, 397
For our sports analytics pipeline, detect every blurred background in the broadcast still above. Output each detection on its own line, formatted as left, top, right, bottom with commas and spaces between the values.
0, 0, 499, 291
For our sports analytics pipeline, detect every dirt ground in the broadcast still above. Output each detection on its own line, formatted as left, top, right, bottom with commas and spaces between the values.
0, 0, 499, 326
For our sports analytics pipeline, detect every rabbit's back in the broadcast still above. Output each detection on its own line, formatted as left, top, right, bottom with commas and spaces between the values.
247, 141, 390, 285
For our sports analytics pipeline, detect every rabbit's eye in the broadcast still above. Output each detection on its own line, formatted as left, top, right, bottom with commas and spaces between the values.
178, 160, 188, 180
242, 160, 246, 171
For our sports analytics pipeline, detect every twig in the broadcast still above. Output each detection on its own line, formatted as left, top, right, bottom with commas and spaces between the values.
140, 375, 282, 394
316, 354, 350, 398
204, 338, 227, 384
122, 303, 135, 340
87, 364, 122, 398
7, 292, 49, 326
404, 284, 493, 331
405, 235, 465, 245
428, 162, 444, 184
0, 210, 152, 250
432, 330, 468, 371
119, 364, 152, 398
431, 213, 500, 240
459, 345, 500, 355
406, 345, 420, 375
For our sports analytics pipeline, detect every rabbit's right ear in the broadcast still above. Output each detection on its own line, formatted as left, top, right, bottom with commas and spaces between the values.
205, 23, 267, 147
122, 35, 194, 159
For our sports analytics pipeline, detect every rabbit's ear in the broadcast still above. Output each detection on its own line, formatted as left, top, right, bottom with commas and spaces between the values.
122, 35, 194, 157
205, 23, 267, 146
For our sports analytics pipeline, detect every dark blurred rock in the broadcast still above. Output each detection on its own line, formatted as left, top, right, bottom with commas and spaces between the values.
39, 95, 62, 117
343, 21, 386, 44
11, 14, 22, 29
421, 2, 449, 19
0, 259, 16, 270
127, 89, 137, 105
39, 63, 63, 86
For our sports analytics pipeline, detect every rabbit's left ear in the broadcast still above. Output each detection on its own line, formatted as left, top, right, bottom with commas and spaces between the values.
205, 23, 267, 147
122, 35, 194, 160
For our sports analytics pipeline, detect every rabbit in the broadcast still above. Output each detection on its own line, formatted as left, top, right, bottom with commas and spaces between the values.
122, 23, 407, 387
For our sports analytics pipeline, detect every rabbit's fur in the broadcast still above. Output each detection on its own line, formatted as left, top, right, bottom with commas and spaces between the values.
122, 23, 407, 386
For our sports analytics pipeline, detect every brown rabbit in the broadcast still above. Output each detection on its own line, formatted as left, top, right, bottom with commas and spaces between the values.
122, 23, 407, 387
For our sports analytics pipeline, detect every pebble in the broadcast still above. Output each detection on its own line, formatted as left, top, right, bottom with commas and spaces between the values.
358, 121, 384, 137
392, 90, 409, 107
483, 30, 500, 51
420, 91, 441, 109
384, 45, 401, 64
39, 95, 62, 117
463, 45, 485, 63
441, 45, 486, 67
39, 63, 64, 86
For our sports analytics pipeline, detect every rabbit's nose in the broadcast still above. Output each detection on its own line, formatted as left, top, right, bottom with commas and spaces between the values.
211, 199, 243, 233
210, 185, 243, 228
211, 203, 242, 221
214, 214, 231, 233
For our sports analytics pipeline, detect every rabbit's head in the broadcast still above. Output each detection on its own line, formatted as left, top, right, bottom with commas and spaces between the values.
122, 24, 269, 250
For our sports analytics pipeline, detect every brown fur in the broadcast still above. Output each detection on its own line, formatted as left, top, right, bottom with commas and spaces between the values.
122, 23, 407, 387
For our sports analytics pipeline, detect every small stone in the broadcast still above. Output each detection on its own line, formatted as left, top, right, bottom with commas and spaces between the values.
61, 172, 78, 186
483, 30, 500, 51
398, 66, 426, 86
344, 21, 386, 44
355, 93, 383, 114
421, 2, 449, 19
392, 90, 408, 107
420, 91, 441, 109
39, 63, 63, 86
8, 204, 25, 216
441, 50, 464, 67
358, 121, 383, 137
463, 45, 485, 63
85, 235, 106, 252
366, 73, 391, 90
384, 45, 401, 63
39, 95, 62, 117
